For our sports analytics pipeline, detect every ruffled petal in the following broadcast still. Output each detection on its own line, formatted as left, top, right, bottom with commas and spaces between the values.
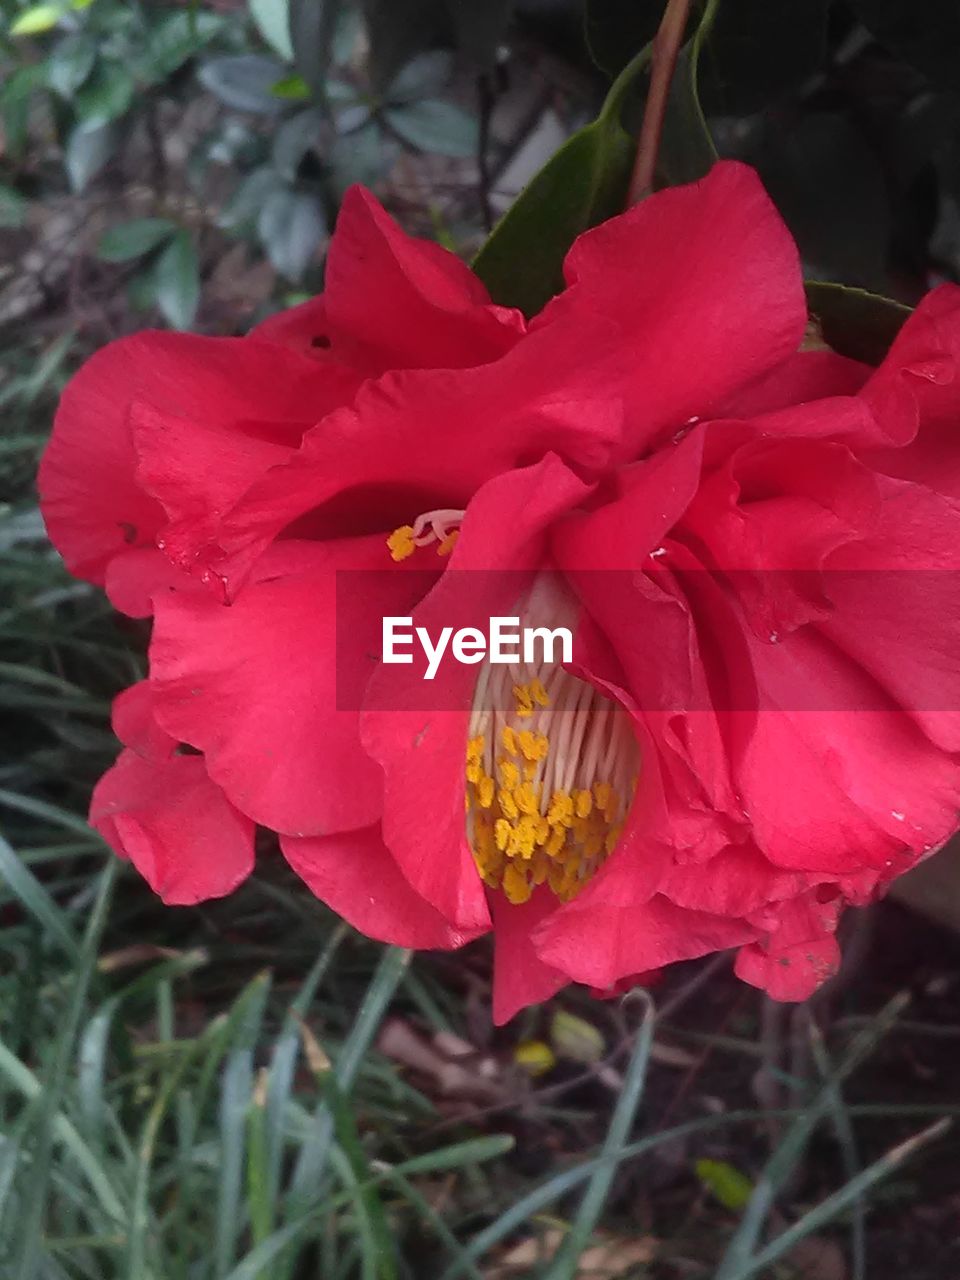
90, 749, 255, 905
282, 826, 483, 949
490, 889, 568, 1025
535, 892, 758, 990
149, 538, 423, 836
540, 161, 807, 457
323, 185, 525, 373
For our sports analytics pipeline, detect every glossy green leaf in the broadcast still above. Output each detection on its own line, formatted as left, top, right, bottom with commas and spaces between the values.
145, 10, 225, 81
257, 188, 327, 280
46, 33, 97, 98
361, 0, 449, 93
9, 4, 62, 36
96, 217, 177, 263
805, 281, 912, 366
385, 49, 453, 102
65, 120, 118, 192
74, 62, 134, 128
249, 0, 294, 61
385, 98, 479, 156
199, 54, 288, 114
218, 165, 278, 231
654, 0, 719, 189
155, 230, 200, 330
289, 0, 340, 95
472, 46, 649, 316
270, 72, 311, 99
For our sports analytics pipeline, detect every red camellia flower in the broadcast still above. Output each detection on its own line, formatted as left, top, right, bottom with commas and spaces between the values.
40, 162, 960, 1022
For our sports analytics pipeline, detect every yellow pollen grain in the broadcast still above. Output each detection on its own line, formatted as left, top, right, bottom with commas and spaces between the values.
514, 782, 539, 816
501, 726, 518, 756
497, 759, 520, 790
437, 530, 459, 556
518, 730, 548, 762
386, 525, 417, 561
547, 790, 574, 828
574, 788, 593, 818
512, 684, 534, 718
530, 678, 550, 707
478, 775, 495, 808
498, 789, 519, 820
502, 862, 532, 904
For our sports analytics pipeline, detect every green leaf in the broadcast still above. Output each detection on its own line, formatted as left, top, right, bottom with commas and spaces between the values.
543, 993, 656, 1280
65, 120, 118, 192
270, 72, 311, 99
96, 217, 177, 263
257, 188, 327, 280
695, 1158, 754, 1211
47, 33, 97, 97
289, 0, 340, 95
654, 0, 719, 190
9, 4, 63, 36
218, 165, 278, 231
550, 1010, 605, 1065
385, 49, 453, 102
0, 183, 28, 229
0, 831, 80, 959
199, 54, 288, 113
805, 282, 912, 366
74, 61, 134, 128
385, 98, 478, 156
155, 230, 200, 330
361, 0, 449, 93
145, 10, 225, 81
472, 46, 650, 316
249, 0, 294, 61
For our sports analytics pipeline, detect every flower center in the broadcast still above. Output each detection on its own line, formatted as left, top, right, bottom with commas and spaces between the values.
463, 577, 640, 905
387, 509, 464, 562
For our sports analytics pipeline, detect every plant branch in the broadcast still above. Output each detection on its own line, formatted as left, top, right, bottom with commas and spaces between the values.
627, 0, 694, 205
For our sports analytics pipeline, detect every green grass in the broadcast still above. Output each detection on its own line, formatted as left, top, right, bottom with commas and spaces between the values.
0, 333, 956, 1279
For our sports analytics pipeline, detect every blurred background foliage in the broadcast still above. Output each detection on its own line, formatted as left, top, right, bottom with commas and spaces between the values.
2, 1, 960, 1277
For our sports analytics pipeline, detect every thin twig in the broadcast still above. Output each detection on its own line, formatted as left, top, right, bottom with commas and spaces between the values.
627, 0, 694, 205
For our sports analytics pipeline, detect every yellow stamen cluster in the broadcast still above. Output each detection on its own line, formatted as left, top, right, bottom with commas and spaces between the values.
387, 509, 465, 563
466, 681, 634, 906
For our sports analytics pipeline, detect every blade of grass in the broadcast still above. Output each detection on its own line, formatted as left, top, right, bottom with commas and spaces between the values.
543, 991, 655, 1280
715, 992, 910, 1280
0, 831, 80, 959
719, 1119, 952, 1280
288, 946, 411, 1199
216, 972, 272, 1277
10, 859, 120, 1278
322, 1070, 397, 1280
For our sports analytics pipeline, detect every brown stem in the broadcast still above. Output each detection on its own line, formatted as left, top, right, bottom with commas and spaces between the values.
627, 0, 694, 206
